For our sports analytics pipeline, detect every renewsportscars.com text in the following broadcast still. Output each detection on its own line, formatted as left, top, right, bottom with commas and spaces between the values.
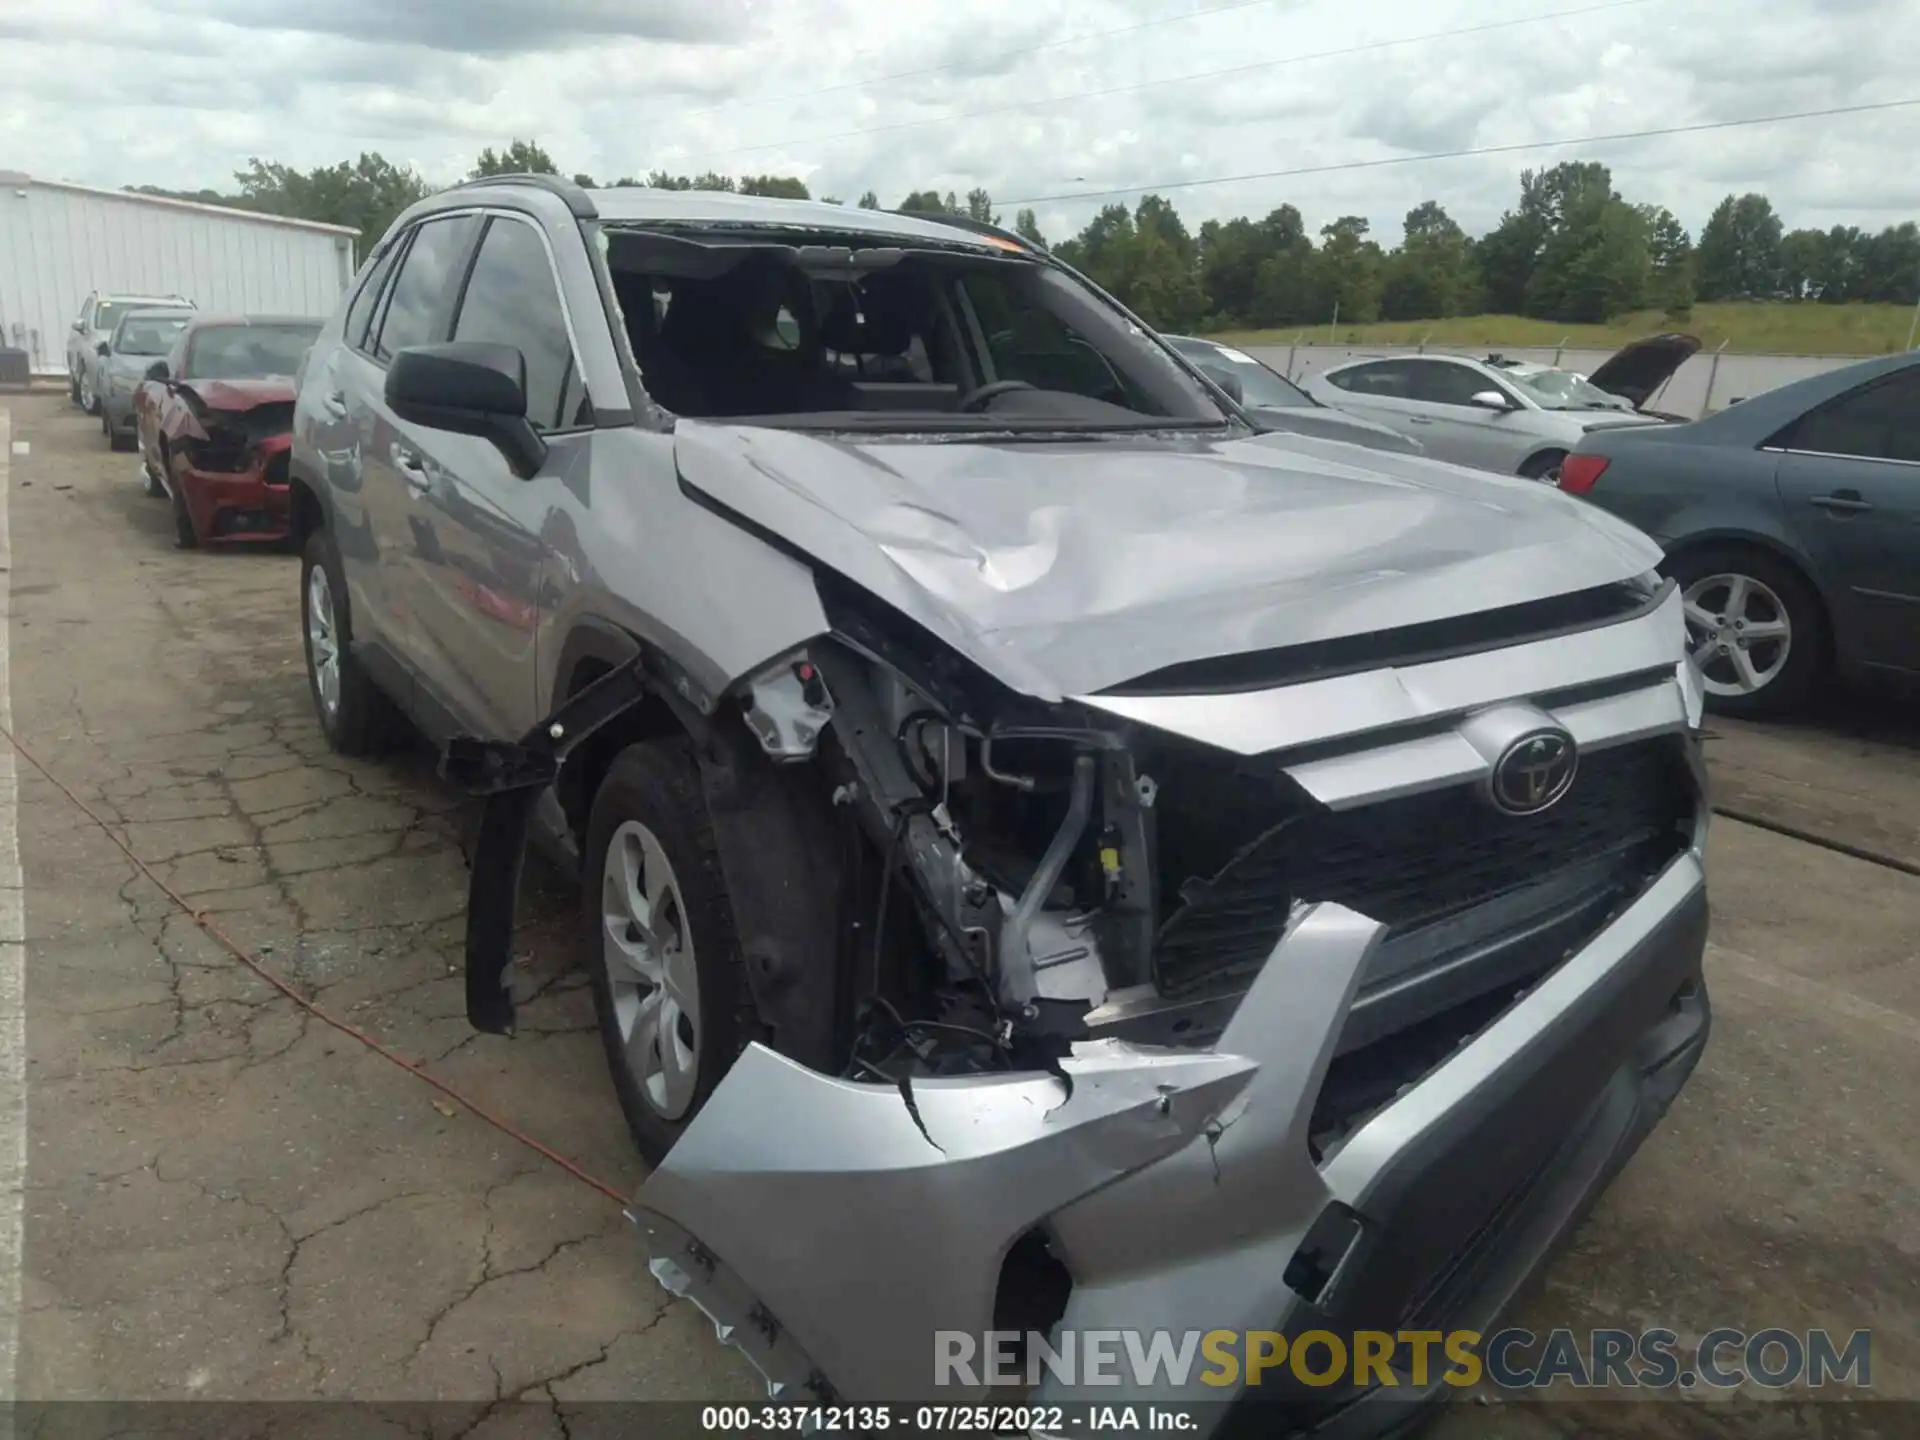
935, 1326, 1872, 1391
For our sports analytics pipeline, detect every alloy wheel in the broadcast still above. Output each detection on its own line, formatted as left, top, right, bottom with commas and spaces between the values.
1682, 572, 1791, 697
600, 819, 701, 1121
306, 566, 342, 718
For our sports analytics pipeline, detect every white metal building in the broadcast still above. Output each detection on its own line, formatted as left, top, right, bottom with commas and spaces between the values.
0, 171, 358, 375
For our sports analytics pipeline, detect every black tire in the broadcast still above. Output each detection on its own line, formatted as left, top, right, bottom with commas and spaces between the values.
170, 483, 200, 549
143, 461, 165, 498
68, 369, 81, 404
1667, 545, 1827, 719
1519, 449, 1567, 483
109, 423, 135, 453
300, 528, 407, 754
583, 739, 757, 1166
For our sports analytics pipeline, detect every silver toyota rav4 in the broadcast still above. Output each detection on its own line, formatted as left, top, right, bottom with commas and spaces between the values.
288, 176, 1711, 1437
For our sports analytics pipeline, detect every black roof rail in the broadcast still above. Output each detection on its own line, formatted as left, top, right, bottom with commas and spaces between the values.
451, 172, 599, 220
898, 210, 1043, 253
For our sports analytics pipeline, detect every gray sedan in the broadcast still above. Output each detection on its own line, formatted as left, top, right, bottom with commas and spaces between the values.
1306, 338, 1695, 481
1162, 335, 1424, 455
97, 309, 193, 450
1560, 349, 1920, 716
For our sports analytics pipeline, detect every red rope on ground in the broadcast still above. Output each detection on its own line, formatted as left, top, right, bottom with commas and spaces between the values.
0, 722, 631, 1206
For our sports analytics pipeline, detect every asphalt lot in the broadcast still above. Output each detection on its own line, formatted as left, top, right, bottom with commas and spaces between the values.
2, 391, 1917, 1434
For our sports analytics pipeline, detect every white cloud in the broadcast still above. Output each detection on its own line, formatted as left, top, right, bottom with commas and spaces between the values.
2, 0, 1916, 243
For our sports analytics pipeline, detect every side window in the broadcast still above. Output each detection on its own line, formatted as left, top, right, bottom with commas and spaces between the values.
1333, 361, 1415, 397
1778, 369, 1920, 463
344, 240, 406, 354
372, 215, 479, 364
449, 216, 586, 432
1412, 362, 1502, 406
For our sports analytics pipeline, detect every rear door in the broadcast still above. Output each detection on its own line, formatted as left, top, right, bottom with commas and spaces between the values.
339, 213, 483, 696
1770, 365, 1920, 672
1318, 360, 1431, 445
396, 211, 587, 740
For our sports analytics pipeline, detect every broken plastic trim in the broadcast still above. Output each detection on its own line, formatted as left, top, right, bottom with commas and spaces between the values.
443, 657, 653, 1034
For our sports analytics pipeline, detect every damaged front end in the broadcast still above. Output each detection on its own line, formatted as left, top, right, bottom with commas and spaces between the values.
452, 570, 1711, 1436
172, 392, 297, 541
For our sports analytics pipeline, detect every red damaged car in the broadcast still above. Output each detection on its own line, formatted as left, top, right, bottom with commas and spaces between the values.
135, 315, 323, 548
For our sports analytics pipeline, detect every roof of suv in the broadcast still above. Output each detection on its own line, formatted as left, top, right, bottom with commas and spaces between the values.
100, 294, 193, 306
442, 175, 1036, 255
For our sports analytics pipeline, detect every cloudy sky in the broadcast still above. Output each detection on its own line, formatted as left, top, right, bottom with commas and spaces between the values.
2, 0, 1917, 247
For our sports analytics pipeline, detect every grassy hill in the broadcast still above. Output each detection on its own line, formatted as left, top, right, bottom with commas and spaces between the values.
1210, 302, 1919, 357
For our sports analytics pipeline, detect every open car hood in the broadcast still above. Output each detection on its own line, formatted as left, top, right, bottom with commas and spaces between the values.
1585, 333, 1699, 409
672, 423, 1662, 701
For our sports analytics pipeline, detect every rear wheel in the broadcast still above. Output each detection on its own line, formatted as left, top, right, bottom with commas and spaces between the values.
584, 739, 756, 1166
1519, 449, 1567, 484
143, 460, 165, 497
301, 529, 407, 754
1670, 545, 1826, 718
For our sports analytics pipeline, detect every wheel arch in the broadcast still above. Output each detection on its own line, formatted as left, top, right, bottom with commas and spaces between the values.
551, 619, 696, 848
1518, 444, 1569, 478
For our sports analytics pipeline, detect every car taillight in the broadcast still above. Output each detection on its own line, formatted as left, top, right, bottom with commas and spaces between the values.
1558, 454, 1610, 495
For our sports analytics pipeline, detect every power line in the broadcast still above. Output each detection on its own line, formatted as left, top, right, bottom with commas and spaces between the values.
673, 0, 1655, 164
996, 98, 1920, 206
679, 0, 1294, 120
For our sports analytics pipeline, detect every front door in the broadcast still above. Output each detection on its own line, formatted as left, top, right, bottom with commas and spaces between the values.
1771, 365, 1920, 672
1403, 360, 1534, 474
393, 213, 585, 742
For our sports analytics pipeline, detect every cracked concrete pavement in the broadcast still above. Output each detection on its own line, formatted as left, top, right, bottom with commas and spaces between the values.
1, 392, 1916, 1435
2, 395, 762, 1424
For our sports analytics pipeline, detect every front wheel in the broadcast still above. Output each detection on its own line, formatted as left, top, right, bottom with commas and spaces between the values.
583, 739, 756, 1166
79, 367, 99, 416
1670, 546, 1827, 718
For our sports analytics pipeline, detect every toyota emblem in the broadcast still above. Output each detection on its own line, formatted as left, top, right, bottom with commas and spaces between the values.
1488, 728, 1579, 815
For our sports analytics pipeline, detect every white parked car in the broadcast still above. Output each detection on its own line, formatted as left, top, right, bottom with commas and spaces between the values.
1305, 335, 1698, 482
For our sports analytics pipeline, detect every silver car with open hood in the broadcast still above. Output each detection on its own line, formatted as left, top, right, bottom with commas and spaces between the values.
287, 178, 1712, 1438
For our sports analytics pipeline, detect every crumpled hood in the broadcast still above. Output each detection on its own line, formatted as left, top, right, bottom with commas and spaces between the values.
182, 377, 296, 410
673, 423, 1662, 700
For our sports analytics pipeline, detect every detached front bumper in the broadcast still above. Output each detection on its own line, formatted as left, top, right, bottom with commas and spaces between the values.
177, 434, 293, 542
630, 840, 1710, 1434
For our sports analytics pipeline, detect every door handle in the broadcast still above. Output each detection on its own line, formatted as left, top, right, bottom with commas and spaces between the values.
1808, 490, 1873, 514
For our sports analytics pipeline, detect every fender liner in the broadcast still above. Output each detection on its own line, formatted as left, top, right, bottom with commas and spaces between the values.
442, 658, 656, 1034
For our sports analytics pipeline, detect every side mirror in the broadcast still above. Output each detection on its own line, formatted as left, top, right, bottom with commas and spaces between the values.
146, 361, 170, 383
1469, 390, 1512, 412
385, 342, 547, 479
95, 340, 112, 357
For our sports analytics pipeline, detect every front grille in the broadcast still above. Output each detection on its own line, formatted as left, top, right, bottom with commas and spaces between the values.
1152, 737, 1692, 998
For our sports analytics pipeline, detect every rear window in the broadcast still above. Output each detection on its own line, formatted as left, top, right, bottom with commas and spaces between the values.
184, 324, 323, 380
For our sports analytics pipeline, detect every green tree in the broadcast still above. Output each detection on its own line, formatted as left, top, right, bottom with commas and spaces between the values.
1638, 205, 1695, 313
1695, 193, 1783, 300
572, 173, 598, 188
1055, 198, 1204, 330
739, 174, 810, 199
1312, 217, 1385, 326
965, 188, 997, 223
1858, 222, 1920, 304
1381, 201, 1477, 321
898, 190, 952, 214
470, 139, 558, 179
858, 190, 880, 209
233, 153, 434, 250
1014, 208, 1048, 248
1195, 206, 1309, 328
1778, 228, 1828, 300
